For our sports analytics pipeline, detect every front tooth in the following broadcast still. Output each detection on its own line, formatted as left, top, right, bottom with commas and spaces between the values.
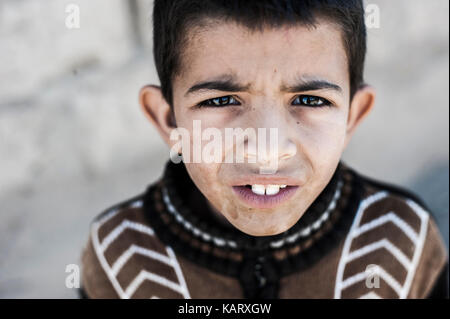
266, 185, 280, 195
251, 184, 265, 195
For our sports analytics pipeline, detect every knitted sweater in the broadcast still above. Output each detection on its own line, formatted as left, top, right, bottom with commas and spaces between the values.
80, 161, 448, 299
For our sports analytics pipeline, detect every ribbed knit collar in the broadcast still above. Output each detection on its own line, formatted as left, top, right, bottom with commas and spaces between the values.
153, 161, 345, 252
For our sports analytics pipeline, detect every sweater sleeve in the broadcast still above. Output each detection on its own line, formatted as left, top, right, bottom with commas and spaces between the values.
79, 232, 120, 299
426, 261, 449, 299
407, 217, 448, 298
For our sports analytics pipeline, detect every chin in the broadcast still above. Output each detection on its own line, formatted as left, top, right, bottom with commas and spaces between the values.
238, 226, 289, 237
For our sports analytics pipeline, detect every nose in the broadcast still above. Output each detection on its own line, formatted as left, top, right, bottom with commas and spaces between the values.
244, 112, 297, 173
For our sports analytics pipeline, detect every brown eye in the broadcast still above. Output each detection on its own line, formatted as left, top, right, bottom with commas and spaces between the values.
198, 96, 240, 107
292, 95, 331, 107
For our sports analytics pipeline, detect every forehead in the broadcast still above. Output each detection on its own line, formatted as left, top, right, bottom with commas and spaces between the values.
174, 19, 349, 95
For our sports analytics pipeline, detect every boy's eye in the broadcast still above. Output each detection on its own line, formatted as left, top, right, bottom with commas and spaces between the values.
292, 95, 332, 107
197, 96, 240, 107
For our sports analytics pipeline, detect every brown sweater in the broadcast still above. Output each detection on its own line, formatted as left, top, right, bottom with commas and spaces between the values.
80, 161, 448, 299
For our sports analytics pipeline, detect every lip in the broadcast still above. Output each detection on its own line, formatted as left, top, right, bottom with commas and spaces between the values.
232, 185, 299, 209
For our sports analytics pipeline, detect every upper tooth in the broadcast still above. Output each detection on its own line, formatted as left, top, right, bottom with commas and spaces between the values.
250, 184, 282, 195
265, 185, 280, 195
251, 184, 265, 196
280, 185, 287, 188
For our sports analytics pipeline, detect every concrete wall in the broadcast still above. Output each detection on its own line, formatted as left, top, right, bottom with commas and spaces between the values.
0, 0, 448, 298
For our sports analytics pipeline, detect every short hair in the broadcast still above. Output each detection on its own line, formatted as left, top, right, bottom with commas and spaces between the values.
153, 0, 367, 107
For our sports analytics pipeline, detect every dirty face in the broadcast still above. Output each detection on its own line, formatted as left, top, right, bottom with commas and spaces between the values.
144, 18, 373, 236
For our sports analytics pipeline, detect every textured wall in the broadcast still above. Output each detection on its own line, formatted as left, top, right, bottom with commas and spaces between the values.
0, 0, 448, 297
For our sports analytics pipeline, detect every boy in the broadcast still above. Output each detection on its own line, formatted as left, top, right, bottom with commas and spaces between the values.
80, 0, 448, 298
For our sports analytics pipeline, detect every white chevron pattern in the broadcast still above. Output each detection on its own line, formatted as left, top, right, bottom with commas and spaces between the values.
91, 200, 191, 299
350, 211, 419, 243
346, 239, 412, 270
110, 244, 173, 276
100, 219, 155, 252
334, 191, 429, 299
125, 269, 187, 297
340, 265, 403, 296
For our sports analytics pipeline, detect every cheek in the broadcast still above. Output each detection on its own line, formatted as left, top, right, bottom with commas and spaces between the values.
294, 108, 348, 165
184, 162, 224, 202
186, 163, 241, 220
185, 163, 214, 187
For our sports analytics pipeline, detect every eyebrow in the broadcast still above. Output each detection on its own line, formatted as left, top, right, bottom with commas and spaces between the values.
185, 75, 250, 97
281, 79, 343, 94
184, 74, 342, 97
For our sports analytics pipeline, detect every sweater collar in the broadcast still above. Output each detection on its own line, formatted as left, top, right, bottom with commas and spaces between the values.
156, 161, 345, 252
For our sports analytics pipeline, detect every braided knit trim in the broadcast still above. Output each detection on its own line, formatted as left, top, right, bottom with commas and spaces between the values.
158, 161, 345, 251
161, 179, 344, 250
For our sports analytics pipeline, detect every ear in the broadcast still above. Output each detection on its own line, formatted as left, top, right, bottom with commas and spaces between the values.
343, 85, 376, 149
139, 85, 177, 147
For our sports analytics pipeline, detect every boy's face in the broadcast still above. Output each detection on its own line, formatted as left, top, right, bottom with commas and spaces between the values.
141, 19, 374, 236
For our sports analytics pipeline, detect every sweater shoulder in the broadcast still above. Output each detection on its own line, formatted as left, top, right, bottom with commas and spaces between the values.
334, 164, 448, 298
80, 187, 190, 299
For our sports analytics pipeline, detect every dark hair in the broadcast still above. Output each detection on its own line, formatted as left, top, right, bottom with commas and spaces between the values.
153, 0, 367, 107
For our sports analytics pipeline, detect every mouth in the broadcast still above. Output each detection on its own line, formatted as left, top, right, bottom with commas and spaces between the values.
232, 184, 299, 209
